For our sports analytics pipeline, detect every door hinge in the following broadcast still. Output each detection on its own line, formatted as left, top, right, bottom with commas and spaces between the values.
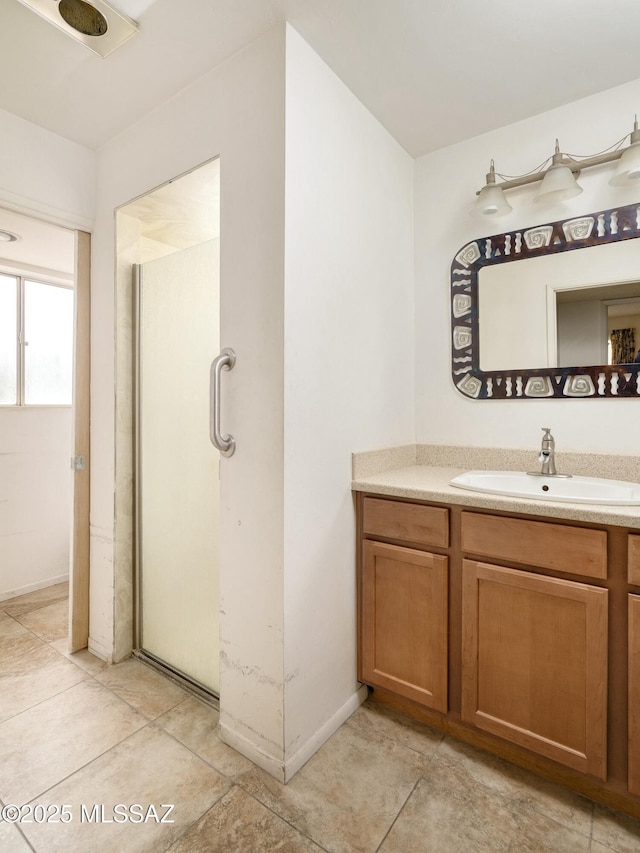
71, 456, 86, 471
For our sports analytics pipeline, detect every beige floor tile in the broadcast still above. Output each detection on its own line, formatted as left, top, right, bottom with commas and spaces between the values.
379, 763, 590, 853
49, 639, 109, 676
0, 614, 46, 664
0, 816, 32, 852
237, 718, 428, 853
591, 843, 619, 853
592, 803, 640, 852
95, 659, 187, 720
0, 643, 87, 723
1, 583, 69, 618
167, 786, 325, 853
156, 697, 254, 779
0, 679, 146, 804
349, 700, 445, 757
14, 599, 68, 642
435, 736, 594, 837
20, 725, 231, 853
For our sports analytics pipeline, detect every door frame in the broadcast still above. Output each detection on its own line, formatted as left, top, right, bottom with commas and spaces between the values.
0, 198, 92, 652
69, 229, 91, 651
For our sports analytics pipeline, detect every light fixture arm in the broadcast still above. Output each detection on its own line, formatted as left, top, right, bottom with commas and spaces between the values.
476, 118, 640, 198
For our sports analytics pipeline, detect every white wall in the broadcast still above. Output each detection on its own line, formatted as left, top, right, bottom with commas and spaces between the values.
0, 112, 93, 600
0, 107, 94, 230
0, 408, 72, 599
92, 25, 287, 768
415, 78, 640, 454
557, 301, 607, 367
93, 22, 414, 781
283, 27, 415, 772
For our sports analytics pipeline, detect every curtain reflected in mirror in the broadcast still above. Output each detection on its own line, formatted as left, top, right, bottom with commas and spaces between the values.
610, 327, 637, 364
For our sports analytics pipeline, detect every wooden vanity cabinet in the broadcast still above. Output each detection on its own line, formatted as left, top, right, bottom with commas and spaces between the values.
462, 559, 608, 778
629, 594, 640, 795
359, 497, 449, 712
361, 541, 448, 711
460, 510, 608, 779
461, 511, 608, 579
356, 492, 640, 818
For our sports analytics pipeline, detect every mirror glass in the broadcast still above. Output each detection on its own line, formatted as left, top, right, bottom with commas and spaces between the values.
451, 202, 640, 399
479, 241, 640, 371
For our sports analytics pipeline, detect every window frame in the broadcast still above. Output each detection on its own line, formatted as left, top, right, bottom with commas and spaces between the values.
0, 271, 74, 408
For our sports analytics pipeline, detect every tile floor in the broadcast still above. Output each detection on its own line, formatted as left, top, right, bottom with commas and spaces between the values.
2, 583, 640, 852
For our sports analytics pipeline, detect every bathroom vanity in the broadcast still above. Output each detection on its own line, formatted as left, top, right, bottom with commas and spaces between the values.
353, 453, 640, 818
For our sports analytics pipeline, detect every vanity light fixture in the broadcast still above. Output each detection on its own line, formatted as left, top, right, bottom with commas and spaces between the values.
472, 117, 640, 217
473, 161, 513, 218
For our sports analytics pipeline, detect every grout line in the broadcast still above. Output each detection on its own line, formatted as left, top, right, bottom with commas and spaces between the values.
233, 783, 333, 852
24, 718, 157, 803
0, 797, 38, 853
90, 674, 187, 723
428, 745, 596, 841
0, 672, 92, 726
150, 701, 235, 777
374, 777, 421, 853
1, 590, 69, 620
0, 608, 67, 647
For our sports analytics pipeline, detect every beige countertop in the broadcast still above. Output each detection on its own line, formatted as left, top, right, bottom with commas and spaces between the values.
352, 464, 640, 530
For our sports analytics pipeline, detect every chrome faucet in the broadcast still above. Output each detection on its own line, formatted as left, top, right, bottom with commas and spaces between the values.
528, 428, 571, 478
539, 427, 556, 475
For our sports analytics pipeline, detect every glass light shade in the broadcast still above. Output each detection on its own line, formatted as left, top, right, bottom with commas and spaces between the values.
533, 164, 582, 204
471, 183, 512, 218
609, 143, 640, 186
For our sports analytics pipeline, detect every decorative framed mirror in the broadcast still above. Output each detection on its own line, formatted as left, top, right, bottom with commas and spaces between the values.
451, 201, 640, 399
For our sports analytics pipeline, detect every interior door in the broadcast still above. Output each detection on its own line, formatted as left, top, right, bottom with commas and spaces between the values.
135, 239, 221, 694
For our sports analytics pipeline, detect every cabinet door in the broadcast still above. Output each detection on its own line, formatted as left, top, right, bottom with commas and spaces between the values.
462, 560, 607, 778
629, 536, 640, 585
361, 541, 448, 712
629, 595, 640, 795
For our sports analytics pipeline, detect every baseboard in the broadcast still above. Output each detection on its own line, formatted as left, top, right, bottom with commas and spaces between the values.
283, 684, 369, 782
219, 683, 369, 784
219, 722, 287, 782
87, 637, 112, 663
0, 573, 69, 602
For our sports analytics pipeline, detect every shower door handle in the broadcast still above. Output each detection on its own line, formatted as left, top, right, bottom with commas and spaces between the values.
210, 348, 236, 457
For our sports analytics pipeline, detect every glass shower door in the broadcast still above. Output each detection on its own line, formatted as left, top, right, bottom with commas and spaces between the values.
135, 239, 220, 694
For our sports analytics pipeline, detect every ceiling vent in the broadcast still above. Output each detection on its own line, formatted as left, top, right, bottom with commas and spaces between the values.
16, 0, 138, 57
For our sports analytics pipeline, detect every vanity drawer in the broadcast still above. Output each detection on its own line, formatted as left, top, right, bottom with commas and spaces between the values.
629, 536, 640, 585
363, 497, 449, 548
461, 512, 607, 579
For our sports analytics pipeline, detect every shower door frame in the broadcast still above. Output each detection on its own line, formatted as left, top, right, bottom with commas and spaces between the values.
132, 258, 221, 705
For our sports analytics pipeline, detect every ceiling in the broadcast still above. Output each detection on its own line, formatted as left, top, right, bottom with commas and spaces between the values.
3, 0, 640, 157
121, 157, 220, 259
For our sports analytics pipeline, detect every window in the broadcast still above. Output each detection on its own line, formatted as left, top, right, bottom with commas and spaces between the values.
0, 274, 74, 406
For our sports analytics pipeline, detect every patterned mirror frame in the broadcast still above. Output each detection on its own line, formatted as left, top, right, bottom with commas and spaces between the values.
451, 201, 640, 399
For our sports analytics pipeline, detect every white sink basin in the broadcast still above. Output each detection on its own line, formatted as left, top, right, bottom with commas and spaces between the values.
450, 470, 640, 505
